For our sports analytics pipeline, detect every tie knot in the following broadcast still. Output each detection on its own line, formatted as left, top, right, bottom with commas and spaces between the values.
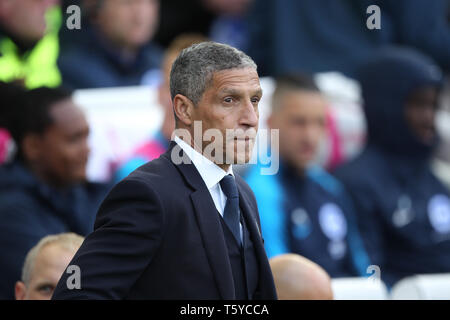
220, 174, 239, 199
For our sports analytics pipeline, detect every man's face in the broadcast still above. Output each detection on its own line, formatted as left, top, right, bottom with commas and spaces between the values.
269, 90, 327, 170
15, 244, 75, 300
31, 99, 90, 186
96, 0, 159, 50
404, 85, 439, 145
0, 0, 55, 43
191, 68, 261, 166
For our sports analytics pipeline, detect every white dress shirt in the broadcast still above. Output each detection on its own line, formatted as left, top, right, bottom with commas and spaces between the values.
174, 136, 243, 240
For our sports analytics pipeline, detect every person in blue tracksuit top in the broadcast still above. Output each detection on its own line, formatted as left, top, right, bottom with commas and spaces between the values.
334, 47, 449, 287
245, 74, 371, 278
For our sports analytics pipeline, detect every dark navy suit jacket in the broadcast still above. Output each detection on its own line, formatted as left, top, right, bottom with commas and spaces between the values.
52, 142, 277, 300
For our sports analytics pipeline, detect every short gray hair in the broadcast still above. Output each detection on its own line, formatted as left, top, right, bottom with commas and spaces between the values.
21, 233, 84, 285
170, 41, 257, 105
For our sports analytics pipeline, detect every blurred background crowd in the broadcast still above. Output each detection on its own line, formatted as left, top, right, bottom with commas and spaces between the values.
0, 0, 450, 300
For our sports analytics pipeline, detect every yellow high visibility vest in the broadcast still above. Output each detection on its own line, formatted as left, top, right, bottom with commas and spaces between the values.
0, 7, 62, 89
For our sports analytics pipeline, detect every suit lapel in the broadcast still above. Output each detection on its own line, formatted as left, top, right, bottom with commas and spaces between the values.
190, 191, 235, 299
164, 142, 276, 299
237, 179, 277, 299
165, 142, 235, 299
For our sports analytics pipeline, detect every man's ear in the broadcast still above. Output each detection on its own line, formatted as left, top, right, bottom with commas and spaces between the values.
15, 281, 27, 300
22, 134, 42, 162
173, 94, 195, 126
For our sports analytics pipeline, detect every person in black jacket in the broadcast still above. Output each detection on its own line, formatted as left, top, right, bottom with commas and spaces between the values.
52, 42, 277, 300
334, 47, 449, 287
0, 86, 109, 300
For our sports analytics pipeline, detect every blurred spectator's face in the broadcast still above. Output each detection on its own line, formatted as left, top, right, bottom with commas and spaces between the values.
24, 99, 90, 186
404, 86, 439, 145
269, 90, 327, 170
0, 0, 56, 43
95, 0, 159, 51
15, 244, 75, 300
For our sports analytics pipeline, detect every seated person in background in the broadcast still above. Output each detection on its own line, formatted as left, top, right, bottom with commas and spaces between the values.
334, 47, 449, 287
59, 0, 162, 89
270, 253, 333, 300
114, 33, 207, 181
0, 87, 110, 299
15, 233, 84, 300
245, 74, 370, 278
0, 0, 62, 88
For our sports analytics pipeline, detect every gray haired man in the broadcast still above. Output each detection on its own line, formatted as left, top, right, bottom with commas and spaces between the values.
52, 42, 277, 300
15, 233, 84, 300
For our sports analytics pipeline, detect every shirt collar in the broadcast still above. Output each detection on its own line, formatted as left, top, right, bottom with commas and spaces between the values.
174, 135, 233, 189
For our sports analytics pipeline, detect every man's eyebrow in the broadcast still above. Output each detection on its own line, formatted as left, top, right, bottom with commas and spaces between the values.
254, 88, 263, 97
220, 88, 263, 96
220, 88, 241, 95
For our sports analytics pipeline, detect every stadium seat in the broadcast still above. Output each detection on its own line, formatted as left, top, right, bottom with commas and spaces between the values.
391, 274, 450, 300
331, 277, 389, 300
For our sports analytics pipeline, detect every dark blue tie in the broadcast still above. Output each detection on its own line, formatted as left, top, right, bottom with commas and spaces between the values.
220, 174, 241, 246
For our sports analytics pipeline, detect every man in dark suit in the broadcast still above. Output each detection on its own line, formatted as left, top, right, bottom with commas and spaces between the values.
52, 41, 277, 300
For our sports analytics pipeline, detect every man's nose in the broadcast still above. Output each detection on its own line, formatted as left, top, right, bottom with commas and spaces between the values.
239, 99, 259, 128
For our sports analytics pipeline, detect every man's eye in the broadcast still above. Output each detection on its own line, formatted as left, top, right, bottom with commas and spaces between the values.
251, 97, 260, 104
38, 285, 54, 294
224, 97, 233, 103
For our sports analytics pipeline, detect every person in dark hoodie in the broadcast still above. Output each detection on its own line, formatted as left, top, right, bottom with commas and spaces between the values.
334, 47, 448, 287
0, 86, 110, 299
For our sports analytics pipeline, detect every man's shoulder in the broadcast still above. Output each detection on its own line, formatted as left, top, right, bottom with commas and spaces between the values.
307, 166, 345, 197
0, 185, 52, 229
0, 163, 40, 207
127, 153, 172, 177
116, 154, 186, 196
